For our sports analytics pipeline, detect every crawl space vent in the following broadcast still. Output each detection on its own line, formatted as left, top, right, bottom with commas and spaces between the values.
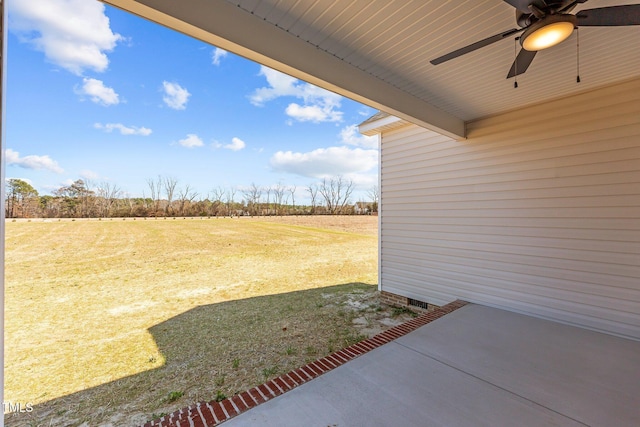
408, 298, 429, 310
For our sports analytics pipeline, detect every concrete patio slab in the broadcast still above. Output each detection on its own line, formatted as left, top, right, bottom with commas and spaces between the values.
223, 304, 640, 427
398, 304, 640, 427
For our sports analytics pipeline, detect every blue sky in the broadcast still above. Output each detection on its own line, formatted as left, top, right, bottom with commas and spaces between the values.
5, 0, 379, 204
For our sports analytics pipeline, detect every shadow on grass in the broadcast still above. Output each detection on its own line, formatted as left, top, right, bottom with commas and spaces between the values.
8, 282, 378, 427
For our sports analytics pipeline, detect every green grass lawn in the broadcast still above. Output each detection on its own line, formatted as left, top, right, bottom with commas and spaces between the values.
4, 216, 379, 426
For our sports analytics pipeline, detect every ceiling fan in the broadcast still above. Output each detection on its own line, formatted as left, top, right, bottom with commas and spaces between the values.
430, 1, 640, 78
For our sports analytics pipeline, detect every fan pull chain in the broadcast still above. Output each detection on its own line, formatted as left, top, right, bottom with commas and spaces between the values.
514, 37, 518, 88
576, 27, 581, 83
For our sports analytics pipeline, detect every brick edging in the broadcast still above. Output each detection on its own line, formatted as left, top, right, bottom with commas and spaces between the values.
142, 300, 469, 427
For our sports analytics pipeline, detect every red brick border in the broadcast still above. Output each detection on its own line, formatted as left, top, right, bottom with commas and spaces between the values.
141, 300, 468, 427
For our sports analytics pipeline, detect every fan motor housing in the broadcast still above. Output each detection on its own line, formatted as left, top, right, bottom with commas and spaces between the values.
520, 14, 577, 51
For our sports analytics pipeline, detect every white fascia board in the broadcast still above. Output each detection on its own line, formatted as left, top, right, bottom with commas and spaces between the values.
101, 0, 466, 140
359, 115, 409, 136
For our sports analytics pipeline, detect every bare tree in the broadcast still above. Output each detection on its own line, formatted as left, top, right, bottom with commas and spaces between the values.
177, 184, 198, 216
126, 194, 137, 217
273, 182, 286, 215
210, 187, 225, 203
367, 185, 379, 204
243, 183, 262, 216
307, 184, 319, 214
289, 185, 297, 215
209, 187, 226, 216
264, 186, 272, 215
81, 179, 97, 217
318, 176, 355, 214
146, 176, 162, 215
367, 184, 379, 213
226, 187, 237, 216
163, 176, 178, 216
141, 190, 148, 210
95, 181, 121, 218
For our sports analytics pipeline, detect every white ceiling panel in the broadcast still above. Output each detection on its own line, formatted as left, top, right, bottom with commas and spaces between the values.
230, 0, 640, 121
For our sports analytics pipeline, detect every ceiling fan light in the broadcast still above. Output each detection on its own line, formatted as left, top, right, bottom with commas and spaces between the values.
521, 15, 576, 51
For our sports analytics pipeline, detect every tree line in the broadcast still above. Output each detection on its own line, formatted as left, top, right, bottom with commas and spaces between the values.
5, 176, 379, 219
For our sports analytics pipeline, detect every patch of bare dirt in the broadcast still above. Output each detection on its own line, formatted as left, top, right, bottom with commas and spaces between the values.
322, 288, 418, 337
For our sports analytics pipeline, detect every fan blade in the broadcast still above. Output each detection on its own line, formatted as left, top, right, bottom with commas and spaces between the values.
507, 49, 537, 78
431, 28, 522, 65
558, 0, 589, 15
503, 0, 534, 13
577, 5, 640, 26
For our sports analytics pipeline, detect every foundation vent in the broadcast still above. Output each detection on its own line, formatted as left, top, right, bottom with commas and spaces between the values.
408, 298, 429, 310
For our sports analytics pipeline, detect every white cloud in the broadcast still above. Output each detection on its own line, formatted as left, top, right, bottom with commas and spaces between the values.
5, 149, 64, 173
9, 0, 122, 75
358, 108, 375, 117
285, 103, 343, 123
162, 81, 190, 110
94, 123, 152, 136
178, 134, 204, 148
339, 124, 379, 149
212, 47, 228, 65
250, 67, 300, 106
213, 137, 247, 151
250, 66, 343, 123
79, 169, 100, 180
270, 146, 377, 179
224, 137, 246, 151
76, 78, 119, 106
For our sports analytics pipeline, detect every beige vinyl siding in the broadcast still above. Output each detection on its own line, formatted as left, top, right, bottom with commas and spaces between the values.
380, 78, 640, 340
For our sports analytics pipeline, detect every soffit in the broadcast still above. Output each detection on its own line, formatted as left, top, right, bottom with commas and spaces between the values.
102, 0, 640, 136
234, 0, 640, 120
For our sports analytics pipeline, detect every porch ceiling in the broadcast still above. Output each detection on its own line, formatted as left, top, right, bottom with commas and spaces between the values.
101, 0, 640, 139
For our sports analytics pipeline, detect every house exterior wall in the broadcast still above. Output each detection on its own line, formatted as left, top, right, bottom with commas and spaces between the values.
379, 78, 640, 340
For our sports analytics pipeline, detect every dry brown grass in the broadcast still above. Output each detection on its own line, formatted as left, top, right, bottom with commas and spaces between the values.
4, 216, 413, 426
